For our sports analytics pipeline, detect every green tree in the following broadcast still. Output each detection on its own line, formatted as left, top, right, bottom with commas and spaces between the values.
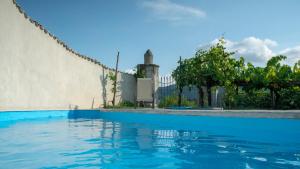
233, 57, 247, 93
197, 38, 235, 107
292, 60, 300, 81
264, 55, 292, 108
244, 63, 266, 92
132, 66, 146, 79
171, 39, 300, 109
173, 38, 237, 107
108, 72, 117, 95
172, 57, 192, 106
190, 50, 206, 107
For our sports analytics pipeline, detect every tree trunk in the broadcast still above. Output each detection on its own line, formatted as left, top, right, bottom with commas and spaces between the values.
198, 86, 204, 107
275, 90, 280, 109
178, 87, 183, 107
207, 84, 212, 107
270, 88, 275, 109
112, 51, 119, 106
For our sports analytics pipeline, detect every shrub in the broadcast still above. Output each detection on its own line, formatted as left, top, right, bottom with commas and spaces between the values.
226, 87, 300, 109
119, 100, 135, 107
106, 100, 135, 109
158, 95, 197, 108
276, 87, 300, 109
224, 89, 271, 109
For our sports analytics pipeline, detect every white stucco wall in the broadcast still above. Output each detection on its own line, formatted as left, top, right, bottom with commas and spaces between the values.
0, 0, 136, 111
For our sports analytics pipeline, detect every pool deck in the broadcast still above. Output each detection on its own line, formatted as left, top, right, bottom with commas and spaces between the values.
101, 108, 300, 119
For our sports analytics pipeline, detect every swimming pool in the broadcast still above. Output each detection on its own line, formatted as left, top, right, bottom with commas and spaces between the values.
0, 110, 299, 169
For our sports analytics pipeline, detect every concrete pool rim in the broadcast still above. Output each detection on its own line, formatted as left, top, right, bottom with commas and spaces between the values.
101, 108, 300, 119
1, 109, 300, 119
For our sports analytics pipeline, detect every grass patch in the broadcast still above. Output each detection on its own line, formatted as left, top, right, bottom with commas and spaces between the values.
158, 95, 197, 108
105, 100, 135, 109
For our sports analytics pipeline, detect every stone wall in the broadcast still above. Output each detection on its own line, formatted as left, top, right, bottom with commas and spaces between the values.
0, 0, 136, 111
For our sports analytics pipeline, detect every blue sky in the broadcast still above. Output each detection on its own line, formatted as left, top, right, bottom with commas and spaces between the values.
17, 0, 300, 75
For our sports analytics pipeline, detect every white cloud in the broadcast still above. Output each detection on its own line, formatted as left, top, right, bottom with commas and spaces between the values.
141, 0, 206, 22
279, 46, 300, 65
224, 37, 277, 66
125, 68, 136, 74
199, 37, 300, 66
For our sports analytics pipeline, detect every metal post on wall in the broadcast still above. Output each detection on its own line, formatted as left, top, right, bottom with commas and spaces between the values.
178, 56, 182, 106
164, 76, 167, 97
152, 66, 156, 109
160, 77, 163, 102
167, 76, 170, 97
112, 50, 119, 106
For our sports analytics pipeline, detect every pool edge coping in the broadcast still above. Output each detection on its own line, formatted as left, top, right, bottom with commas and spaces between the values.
1, 109, 300, 119
100, 108, 300, 119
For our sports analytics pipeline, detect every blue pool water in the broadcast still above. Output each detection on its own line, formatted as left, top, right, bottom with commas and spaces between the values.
0, 110, 300, 169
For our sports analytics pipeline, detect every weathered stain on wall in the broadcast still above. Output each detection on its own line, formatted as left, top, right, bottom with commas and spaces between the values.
0, 0, 136, 111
